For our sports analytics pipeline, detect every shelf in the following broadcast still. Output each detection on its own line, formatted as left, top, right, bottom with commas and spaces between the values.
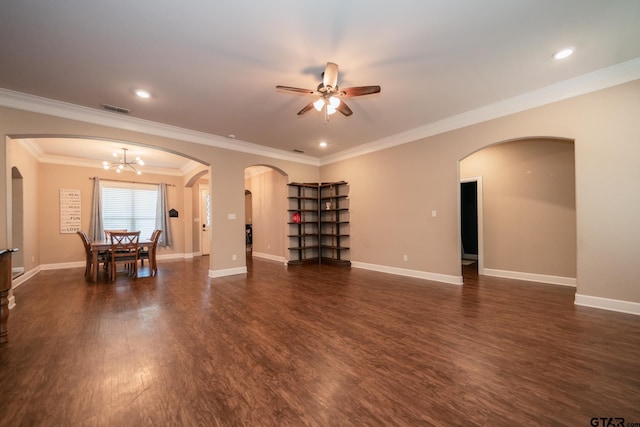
319, 207, 349, 212
288, 246, 319, 251
320, 194, 348, 201
288, 181, 350, 267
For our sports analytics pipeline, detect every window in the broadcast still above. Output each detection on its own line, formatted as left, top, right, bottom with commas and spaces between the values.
101, 181, 158, 240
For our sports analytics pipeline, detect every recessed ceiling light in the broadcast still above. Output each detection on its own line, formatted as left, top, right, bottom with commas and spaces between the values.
553, 48, 574, 60
135, 89, 151, 98
319, 141, 327, 148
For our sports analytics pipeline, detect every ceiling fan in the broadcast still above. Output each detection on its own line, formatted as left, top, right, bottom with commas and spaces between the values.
276, 62, 381, 120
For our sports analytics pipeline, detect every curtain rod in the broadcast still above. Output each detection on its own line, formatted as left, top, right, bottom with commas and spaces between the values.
89, 177, 175, 186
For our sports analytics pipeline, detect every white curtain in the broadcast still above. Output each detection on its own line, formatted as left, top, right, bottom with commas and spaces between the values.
88, 177, 103, 242
155, 183, 172, 247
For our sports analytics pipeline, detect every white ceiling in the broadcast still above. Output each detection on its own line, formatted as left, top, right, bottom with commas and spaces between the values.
1, 0, 640, 169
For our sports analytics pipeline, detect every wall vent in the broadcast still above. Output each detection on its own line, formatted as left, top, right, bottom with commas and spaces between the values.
101, 104, 130, 114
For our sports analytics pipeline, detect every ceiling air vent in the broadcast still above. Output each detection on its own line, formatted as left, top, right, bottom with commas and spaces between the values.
101, 104, 130, 114
293, 149, 305, 153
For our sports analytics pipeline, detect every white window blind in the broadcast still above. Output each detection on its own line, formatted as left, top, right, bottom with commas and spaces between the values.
101, 181, 158, 240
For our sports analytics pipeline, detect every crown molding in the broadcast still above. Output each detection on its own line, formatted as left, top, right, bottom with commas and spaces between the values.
0, 88, 320, 167
15, 139, 194, 176
319, 57, 640, 166
3, 57, 639, 169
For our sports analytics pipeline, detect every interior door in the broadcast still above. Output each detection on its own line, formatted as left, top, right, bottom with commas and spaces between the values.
199, 187, 210, 255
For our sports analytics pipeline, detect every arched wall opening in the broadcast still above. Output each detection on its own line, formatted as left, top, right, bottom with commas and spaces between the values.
244, 165, 288, 264
458, 137, 576, 285
8, 135, 210, 274
11, 167, 24, 275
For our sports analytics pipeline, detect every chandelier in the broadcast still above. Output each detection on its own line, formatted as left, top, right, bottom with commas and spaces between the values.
102, 148, 144, 175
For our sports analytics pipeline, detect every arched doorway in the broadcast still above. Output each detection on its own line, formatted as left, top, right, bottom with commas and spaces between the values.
459, 137, 576, 285
244, 165, 288, 264
11, 167, 24, 276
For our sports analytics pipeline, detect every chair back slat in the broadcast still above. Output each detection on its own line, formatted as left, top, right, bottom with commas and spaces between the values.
109, 231, 140, 254
108, 231, 140, 281
77, 230, 91, 253
105, 229, 127, 241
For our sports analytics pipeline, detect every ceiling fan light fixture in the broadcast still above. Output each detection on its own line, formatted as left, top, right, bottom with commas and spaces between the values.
313, 98, 325, 111
327, 104, 337, 115
329, 96, 341, 108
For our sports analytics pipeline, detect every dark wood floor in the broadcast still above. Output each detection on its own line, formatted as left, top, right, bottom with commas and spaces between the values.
1, 257, 639, 426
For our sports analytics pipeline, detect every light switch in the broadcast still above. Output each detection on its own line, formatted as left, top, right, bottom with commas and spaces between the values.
431, 210, 437, 217
227, 213, 236, 220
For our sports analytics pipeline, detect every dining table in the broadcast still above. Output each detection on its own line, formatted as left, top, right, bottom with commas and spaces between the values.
89, 238, 153, 282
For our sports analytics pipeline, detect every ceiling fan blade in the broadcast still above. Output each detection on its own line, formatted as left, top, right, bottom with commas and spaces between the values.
323, 62, 339, 88
276, 85, 316, 95
297, 102, 315, 115
341, 85, 381, 97
336, 101, 353, 117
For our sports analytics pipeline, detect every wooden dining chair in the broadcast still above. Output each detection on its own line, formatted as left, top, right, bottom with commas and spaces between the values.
139, 229, 162, 276
104, 229, 127, 240
77, 230, 107, 279
108, 231, 140, 281
76, 230, 93, 279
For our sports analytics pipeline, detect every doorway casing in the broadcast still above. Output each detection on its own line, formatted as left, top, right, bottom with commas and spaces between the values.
460, 176, 484, 276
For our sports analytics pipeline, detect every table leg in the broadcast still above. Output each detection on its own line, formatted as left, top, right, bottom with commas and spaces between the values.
92, 249, 98, 282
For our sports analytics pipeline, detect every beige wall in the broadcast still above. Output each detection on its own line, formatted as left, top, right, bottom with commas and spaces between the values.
322, 80, 640, 303
244, 168, 287, 260
8, 139, 39, 272
2, 79, 639, 305
36, 161, 185, 264
0, 106, 319, 274
460, 138, 576, 278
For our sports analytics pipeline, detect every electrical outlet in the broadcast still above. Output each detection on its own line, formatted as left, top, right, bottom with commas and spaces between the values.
232, 254, 237, 261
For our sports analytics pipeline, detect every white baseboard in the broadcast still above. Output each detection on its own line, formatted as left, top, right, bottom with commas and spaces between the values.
156, 253, 187, 261
483, 268, 576, 287
575, 294, 640, 316
208, 266, 248, 278
12, 265, 42, 290
351, 261, 463, 285
12, 266, 25, 275
251, 252, 286, 263
8, 295, 16, 309
40, 261, 85, 270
